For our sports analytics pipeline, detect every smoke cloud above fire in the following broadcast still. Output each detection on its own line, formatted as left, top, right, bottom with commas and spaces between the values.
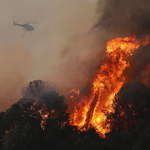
92, 0, 150, 87
95, 0, 150, 36
69, 0, 150, 135
1, 0, 150, 111
63, 0, 150, 94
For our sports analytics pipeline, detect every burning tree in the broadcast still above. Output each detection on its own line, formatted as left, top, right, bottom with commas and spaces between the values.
70, 35, 150, 137
0, 80, 69, 150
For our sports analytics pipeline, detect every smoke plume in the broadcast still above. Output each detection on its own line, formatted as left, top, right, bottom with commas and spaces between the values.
0, 0, 99, 110
93, 0, 150, 86
1, 0, 150, 111
95, 0, 150, 36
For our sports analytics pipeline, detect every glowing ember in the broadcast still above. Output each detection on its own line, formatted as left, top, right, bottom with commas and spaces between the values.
70, 36, 150, 137
39, 109, 49, 129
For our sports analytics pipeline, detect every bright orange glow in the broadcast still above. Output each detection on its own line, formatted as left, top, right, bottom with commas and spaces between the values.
39, 109, 49, 129
70, 36, 150, 137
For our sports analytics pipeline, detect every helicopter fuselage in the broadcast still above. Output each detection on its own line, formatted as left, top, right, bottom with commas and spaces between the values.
14, 23, 34, 31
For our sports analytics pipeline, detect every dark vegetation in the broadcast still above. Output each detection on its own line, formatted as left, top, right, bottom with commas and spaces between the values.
0, 80, 149, 150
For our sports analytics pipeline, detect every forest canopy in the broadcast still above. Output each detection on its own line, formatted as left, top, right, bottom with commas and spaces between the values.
0, 80, 149, 150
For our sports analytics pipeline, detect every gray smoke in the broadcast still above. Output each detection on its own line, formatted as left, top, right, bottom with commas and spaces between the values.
0, 0, 99, 110
1, 0, 150, 111
127, 45, 150, 86
95, 0, 150, 36
93, 0, 150, 86
63, 0, 150, 94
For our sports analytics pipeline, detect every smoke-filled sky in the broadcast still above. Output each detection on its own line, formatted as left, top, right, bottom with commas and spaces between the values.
0, 0, 100, 110
2, 0, 150, 111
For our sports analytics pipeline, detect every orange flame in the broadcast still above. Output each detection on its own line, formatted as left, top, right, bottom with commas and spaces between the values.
70, 36, 150, 137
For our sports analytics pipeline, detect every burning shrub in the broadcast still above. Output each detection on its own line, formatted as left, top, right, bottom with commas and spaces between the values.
0, 80, 69, 150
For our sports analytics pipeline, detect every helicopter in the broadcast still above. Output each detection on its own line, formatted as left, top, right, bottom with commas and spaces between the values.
13, 20, 34, 31
13, 20, 36, 38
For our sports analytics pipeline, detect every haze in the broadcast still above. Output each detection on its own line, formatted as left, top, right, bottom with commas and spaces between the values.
0, 0, 99, 110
